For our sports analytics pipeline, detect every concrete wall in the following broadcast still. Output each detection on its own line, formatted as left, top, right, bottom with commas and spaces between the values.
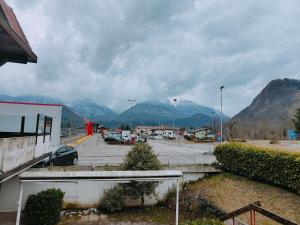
0, 135, 51, 173
0, 103, 62, 145
0, 172, 205, 212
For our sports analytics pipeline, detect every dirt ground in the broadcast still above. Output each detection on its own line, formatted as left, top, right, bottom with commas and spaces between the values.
58, 207, 176, 225
187, 173, 300, 225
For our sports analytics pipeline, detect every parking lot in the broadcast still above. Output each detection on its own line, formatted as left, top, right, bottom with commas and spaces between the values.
77, 136, 216, 166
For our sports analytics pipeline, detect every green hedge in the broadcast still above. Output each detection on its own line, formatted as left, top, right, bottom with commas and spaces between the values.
23, 189, 64, 225
214, 143, 300, 193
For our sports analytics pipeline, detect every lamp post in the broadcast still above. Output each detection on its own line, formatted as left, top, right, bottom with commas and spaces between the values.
209, 111, 215, 152
158, 109, 162, 128
172, 98, 177, 139
220, 86, 224, 143
128, 99, 136, 132
211, 111, 215, 135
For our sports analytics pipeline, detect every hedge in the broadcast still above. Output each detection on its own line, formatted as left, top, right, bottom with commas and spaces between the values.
23, 189, 64, 225
214, 143, 300, 193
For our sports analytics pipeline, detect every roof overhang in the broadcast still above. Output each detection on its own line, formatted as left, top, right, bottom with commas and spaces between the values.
19, 170, 183, 182
0, 0, 37, 66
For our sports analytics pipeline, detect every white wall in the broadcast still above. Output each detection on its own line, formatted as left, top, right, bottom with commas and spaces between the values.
0, 135, 51, 173
0, 172, 205, 212
0, 103, 62, 146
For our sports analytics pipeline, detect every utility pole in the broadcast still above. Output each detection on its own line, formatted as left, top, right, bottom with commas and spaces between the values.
173, 98, 177, 139
158, 109, 162, 128
211, 111, 215, 135
220, 86, 224, 143
209, 111, 215, 152
128, 99, 136, 133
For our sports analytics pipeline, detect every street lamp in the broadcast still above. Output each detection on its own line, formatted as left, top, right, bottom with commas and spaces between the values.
211, 111, 215, 135
172, 98, 177, 138
128, 99, 136, 132
158, 109, 162, 128
220, 86, 224, 143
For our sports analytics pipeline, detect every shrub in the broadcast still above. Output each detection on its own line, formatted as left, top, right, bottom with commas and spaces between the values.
214, 143, 300, 193
270, 139, 279, 144
100, 186, 125, 213
182, 195, 193, 212
121, 143, 161, 206
229, 139, 247, 143
181, 218, 224, 225
195, 195, 226, 218
23, 189, 64, 225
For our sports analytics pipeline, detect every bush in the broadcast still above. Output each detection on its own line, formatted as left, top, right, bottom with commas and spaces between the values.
229, 139, 247, 143
270, 139, 279, 144
195, 195, 226, 218
23, 189, 64, 225
214, 143, 300, 193
182, 195, 193, 212
100, 186, 125, 213
181, 218, 224, 225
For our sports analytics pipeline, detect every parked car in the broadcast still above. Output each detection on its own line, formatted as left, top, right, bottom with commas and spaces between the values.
37, 145, 78, 167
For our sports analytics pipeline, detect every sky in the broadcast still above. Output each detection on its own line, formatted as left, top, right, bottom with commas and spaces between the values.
1, 0, 300, 116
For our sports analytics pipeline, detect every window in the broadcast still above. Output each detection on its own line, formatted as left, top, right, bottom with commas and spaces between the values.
24, 116, 37, 134
0, 115, 22, 132
56, 147, 66, 154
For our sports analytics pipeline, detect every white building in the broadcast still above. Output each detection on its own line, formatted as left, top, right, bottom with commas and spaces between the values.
0, 101, 85, 211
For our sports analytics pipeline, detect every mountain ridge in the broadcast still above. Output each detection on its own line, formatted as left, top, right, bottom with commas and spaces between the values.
232, 78, 300, 139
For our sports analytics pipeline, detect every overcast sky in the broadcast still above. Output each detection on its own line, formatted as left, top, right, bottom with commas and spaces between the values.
1, 0, 300, 116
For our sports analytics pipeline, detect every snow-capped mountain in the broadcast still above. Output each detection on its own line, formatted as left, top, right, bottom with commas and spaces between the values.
71, 99, 116, 121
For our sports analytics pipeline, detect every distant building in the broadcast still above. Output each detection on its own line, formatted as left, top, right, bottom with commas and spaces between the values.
135, 126, 157, 135
191, 128, 212, 140
0, 0, 37, 66
288, 129, 298, 140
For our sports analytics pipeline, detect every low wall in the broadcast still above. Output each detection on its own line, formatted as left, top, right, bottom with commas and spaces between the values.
0, 135, 51, 173
0, 170, 206, 212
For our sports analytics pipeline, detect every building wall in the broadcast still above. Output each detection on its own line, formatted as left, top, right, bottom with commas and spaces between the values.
0, 103, 62, 145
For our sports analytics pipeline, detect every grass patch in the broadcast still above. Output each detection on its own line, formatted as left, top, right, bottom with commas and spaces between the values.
188, 172, 300, 225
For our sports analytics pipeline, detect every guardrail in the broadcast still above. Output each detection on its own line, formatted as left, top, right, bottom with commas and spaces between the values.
221, 201, 298, 225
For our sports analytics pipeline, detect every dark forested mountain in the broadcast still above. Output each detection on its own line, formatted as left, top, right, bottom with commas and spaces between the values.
231, 78, 300, 139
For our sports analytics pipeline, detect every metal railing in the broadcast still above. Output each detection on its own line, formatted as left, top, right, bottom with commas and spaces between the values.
221, 201, 298, 225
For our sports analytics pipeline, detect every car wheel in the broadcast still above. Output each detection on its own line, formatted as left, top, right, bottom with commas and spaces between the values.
73, 158, 78, 165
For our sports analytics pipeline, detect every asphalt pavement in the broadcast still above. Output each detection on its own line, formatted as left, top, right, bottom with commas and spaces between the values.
77, 135, 216, 166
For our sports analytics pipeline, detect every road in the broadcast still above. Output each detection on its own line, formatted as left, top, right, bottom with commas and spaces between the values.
77, 136, 216, 166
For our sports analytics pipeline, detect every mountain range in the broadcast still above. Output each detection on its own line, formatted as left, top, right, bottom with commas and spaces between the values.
0, 95, 227, 129
1, 78, 299, 137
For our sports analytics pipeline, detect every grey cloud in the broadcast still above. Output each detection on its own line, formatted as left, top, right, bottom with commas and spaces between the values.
1, 0, 300, 116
